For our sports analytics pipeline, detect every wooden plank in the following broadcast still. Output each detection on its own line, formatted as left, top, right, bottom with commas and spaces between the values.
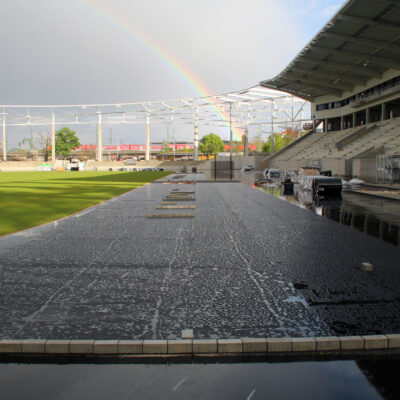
156, 205, 196, 209
147, 213, 195, 218
163, 198, 195, 201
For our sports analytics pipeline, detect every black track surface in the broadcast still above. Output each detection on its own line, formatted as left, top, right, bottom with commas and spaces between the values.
1, 177, 399, 339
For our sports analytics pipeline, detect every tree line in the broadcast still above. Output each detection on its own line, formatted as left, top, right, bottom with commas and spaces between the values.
13, 128, 299, 159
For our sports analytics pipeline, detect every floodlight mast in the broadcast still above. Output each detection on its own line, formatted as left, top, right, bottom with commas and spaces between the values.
97, 111, 102, 161
2, 111, 6, 161
229, 102, 233, 165
145, 113, 150, 161
51, 111, 55, 161
194, 107, 199, 161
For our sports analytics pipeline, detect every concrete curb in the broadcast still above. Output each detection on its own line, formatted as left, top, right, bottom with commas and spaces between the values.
1, 335, 400, 356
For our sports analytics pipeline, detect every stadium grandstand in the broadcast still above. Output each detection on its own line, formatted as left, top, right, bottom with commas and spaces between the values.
261, 0, 400, 181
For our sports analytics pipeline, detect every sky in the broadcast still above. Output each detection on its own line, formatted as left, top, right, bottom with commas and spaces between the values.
0, 0, 346, 147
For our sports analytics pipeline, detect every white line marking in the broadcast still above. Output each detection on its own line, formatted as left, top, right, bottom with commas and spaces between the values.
246, 388, 256, 400
75, 207, 94, 217
171, 377, 188, 391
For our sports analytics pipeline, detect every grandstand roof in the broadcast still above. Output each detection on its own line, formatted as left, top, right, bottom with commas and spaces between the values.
261, 0, 400, 101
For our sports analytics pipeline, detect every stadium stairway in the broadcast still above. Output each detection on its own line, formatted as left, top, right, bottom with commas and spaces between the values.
261, 117, 400, 179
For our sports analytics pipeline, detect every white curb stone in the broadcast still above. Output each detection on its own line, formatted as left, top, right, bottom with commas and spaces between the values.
292, 337, 316, 352
45, 340, 70, 354
94, 340, 119, 354
363, 335, 388, 350
0, 340, 22, 353
267, 338, 292, 352
315, 337, 340, 351
340, 336, 364, 350
0, 334, 397, 356
21, 339, 46, 353
142, 340, 168, 354
361, 262, 373, 271
192, 339, 217, 354
385, 334, 400, 349
118, 340, 143, 354
181, 329, 194, 340
69, 340, 94, 354
218, 339, 243, 353
241, 338, 267, 353
168, 340, 193, 354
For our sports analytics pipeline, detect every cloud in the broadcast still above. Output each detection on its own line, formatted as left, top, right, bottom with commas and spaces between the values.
0, 0, 345, 145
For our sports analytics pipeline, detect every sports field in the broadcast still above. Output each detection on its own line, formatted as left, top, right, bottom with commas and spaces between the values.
0, 171, 171, 236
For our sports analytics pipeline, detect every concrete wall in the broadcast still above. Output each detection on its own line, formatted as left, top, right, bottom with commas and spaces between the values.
200, 154, 268, 170
353, 158, 377, 181
0, 161, 43, 171
320, 159, 346, 176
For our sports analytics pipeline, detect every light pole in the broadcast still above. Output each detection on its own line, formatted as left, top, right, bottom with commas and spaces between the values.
229, 102, 233, 174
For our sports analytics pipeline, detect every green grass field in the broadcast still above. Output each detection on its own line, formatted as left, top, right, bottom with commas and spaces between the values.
0, 171, 171, 236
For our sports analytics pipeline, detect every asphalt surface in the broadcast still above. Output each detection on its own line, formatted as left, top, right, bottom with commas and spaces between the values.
1, 173, 400, 339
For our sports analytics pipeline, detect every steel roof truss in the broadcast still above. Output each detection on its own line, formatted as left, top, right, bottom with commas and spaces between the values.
279, 77, 342, 97
311, 45, 400, 69
324, 31, 400, 55
300, 57, 381, 78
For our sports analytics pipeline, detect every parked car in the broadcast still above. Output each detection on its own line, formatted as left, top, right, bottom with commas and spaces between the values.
241, 165, 254, 172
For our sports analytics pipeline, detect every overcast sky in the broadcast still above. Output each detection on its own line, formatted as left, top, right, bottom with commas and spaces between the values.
0, 0, 346, 146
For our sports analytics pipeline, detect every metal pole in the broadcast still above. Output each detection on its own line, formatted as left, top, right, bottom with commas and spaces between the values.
194, 107, 199, 161
97, 112, 102, 161
51, 112, 55, 161
244, 104, 251, 157
2, 113, 6, 161
229, 102, 233, 164
271, 103, 274, 153
244, 128, 249, 157
145, 114, 150, 161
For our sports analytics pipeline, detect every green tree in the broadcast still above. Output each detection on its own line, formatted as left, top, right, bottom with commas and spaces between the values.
199, 133, 224, 154
160, 141, 170, 153
55, 127, 80, 157
262, 134, 295, 153
262, 140, 271, 153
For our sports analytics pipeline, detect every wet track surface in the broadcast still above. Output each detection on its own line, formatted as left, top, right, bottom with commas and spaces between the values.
0, 174, 400, 339
258, 182, 400, 247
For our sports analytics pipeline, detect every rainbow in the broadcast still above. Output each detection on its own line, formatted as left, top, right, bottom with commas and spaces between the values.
77, 0, 243, 141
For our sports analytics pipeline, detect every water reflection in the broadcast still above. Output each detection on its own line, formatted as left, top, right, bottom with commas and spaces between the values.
0, 357, 392, 400
199, 169, 399, 246
258, 182, 400, 247
357, 358, 400, 399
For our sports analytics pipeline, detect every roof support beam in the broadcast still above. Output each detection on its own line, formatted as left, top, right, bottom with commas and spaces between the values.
336, 14, 400, 32
300, 57, 381, 78
279, 78, 342, 97
287, 72, 353, 92
324, 31, 400, 55
287, 67, 358, 89
311, 45, 400, 69
293, 64, 367, 85
260, 82, 314, 100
